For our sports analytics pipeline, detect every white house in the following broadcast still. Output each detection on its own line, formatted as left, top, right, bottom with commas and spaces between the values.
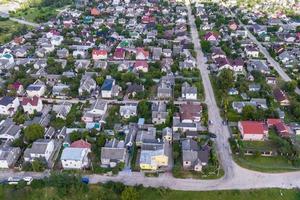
26, 80, 46, 97
24, 139, 55, 163
50, 36, 64, 46
21, 96, 43, 114
78, 74, 97, 96
120, 103, 137, 119
245, 46, 259, 58
61, 147, 89, 169
92, 49, 108, 60
181, 82, 197, 100
0, 147, 21, 169
0, 121, 21, 141
101, 78, 116, 98
87, 99, 108, 116
0, 96, 20, 116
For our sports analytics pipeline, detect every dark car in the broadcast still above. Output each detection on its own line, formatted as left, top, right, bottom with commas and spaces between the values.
208, 133, 217, 138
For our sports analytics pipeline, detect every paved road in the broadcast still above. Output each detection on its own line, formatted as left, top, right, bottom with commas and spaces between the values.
185, 0, 234, 180
2, 1, 300, 192
40, 97, 200, 105
235, 11, 300, 95
9, 17, 40, 27
242, 23, 291, 82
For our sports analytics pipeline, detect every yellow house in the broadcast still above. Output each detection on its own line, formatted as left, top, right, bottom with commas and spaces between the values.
139, 143, 168, 170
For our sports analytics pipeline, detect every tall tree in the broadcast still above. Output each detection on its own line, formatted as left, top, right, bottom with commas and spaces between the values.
24, 124, 44, 143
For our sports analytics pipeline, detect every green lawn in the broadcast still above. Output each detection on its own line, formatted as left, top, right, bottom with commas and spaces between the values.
10, 7, 58, 23
234, 155, 300, 173
0, 20, 29, 44
2, 184, 300, 200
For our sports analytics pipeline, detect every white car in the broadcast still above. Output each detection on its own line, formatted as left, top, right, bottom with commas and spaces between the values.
8, 177, 21, 185
23, 176, 33, 185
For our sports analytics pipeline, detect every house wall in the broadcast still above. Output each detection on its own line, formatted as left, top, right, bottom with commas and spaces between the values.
242, 133, 265, 141
29, 141, 54, 163
27, 86, 46, 97
185, 93, 197, 100
0, 98, 19, 115
0, 160, 9, 168
61, 151, 89, 169
101, 90, 112, 98
153, 155, 168, 167
23, 100, 43, 114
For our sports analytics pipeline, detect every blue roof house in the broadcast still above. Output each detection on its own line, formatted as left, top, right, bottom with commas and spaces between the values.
101, 78, 115, 98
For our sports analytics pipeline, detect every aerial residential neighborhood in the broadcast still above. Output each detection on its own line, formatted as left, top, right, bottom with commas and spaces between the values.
0, 0, 300, 199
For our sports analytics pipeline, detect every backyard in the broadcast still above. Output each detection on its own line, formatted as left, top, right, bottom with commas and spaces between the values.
0, 19, 29, 44
234, 155, 300, 173
10, 7, 58, 23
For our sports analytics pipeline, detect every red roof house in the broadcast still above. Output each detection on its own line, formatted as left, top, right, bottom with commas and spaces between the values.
238, 121, 268, 141
266, 118, 282, 127
204, 32, 219, 41
141, 15, 155, 24
9, 82, 24, 95
275, 122, 290, 137
179, 102, 202, 123
134, 61, 148, 72
92, 49, 108, 60
273, 88, 290, 106
91, 8, 100, 16
21, 96, 43, 114
71, 139, 92, 150
228, 21, 238, 31
136, 48, 149, 60
266, 118, 290, 137
113, 48, 125, 60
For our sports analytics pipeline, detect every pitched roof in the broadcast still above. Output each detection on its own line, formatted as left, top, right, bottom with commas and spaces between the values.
136, 48, 149, 59
21, 96, 39, 106
273, 88, 288, 102
267, 118, 282, 127
240, 121, 267, 135
113, 48, 125, 59
0, 96, 15, 106
101, 78, 114, 91
92, 49, 107, 56
61, 147, 87, 161
134, 60, 148, 69
70, 139, 91, 149
180, 102, 202, 120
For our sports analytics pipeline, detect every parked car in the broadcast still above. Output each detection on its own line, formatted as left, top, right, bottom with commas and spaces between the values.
23, 176, 33, 185
8, 177, 21, 185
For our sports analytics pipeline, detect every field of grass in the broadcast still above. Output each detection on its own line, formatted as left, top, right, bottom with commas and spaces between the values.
0, 19, 29, 44
234, 155, 300, 173
10, 7, 58, 23
1, 184, 300, 200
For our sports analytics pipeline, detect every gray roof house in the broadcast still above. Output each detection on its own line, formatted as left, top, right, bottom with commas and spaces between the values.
136, 127, 157, 147
0, 119, 21, 141
181, 82, 197, 100
0, 146, 21, 168
152, 102, 168, 124
181, 138, 210, 172
52, 101, 72, 120
78, 73, 97, 96
23, 139, 56, 168
157, 75, 175, 99
100, 138, 127, 168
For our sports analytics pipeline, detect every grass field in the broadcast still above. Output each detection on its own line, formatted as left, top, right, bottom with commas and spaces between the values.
1, 184, 300, 200
0, 20, 28, 44
234, 155, 300, 173
10, 7, 58, 23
